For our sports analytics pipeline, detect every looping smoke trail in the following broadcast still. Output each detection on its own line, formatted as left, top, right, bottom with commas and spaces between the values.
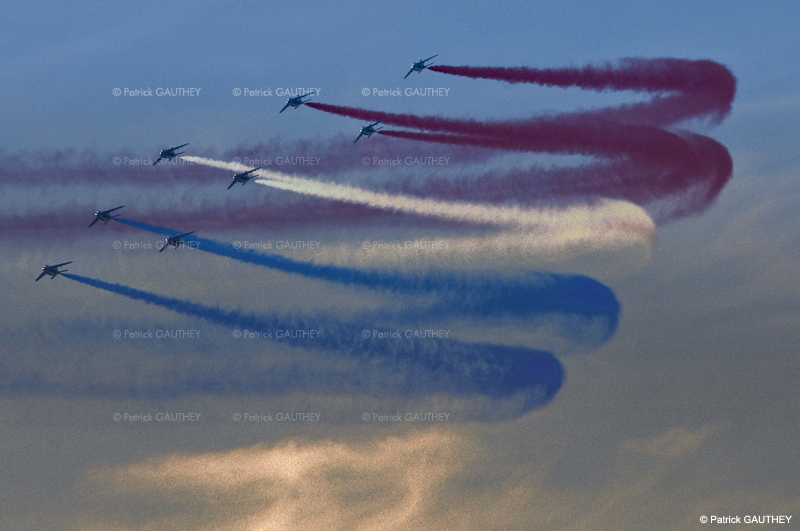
305, 58, 736, 221
114, 216, 621, 344
60, 273, 563, 418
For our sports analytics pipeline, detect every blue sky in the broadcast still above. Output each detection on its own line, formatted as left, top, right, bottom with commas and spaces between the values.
2, 1, 799, 529
2, 0, 797, 151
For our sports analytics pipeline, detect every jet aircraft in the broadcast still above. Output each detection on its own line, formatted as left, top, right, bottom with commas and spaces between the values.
404, 55, 438, 79
279, 93, 313, 113
354, 122, 382, 143
153, 143, 189, 165
228, 167, 262, 189
89, 205, 125, 227
36, 262, 72, 281
160, 232, 196, 252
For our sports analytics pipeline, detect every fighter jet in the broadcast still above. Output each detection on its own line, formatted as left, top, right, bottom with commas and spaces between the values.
228, 167, 262, 189
36, 261, 72, 281
354, 122, 382, 143
153, 143, 189, 165
89, 205, 125, 228
404, 55, 438, 79
159, 232, 196, 252
279, 93, 313, 113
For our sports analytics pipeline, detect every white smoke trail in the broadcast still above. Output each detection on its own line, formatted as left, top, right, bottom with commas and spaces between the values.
183, 156, 655, 258
286, 229, 654, 275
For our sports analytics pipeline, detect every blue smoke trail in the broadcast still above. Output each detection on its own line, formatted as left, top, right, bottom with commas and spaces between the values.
114, 217, 619, 342
60, 273, 563, 417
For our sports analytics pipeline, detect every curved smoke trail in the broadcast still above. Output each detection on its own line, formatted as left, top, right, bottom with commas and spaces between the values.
181, 156, 655, 254
56, 273, 563, 419
305, 58, 736, 221
114, 217, 621, 345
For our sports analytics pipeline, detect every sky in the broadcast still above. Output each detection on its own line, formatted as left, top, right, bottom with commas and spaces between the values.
1, 1, 799, 529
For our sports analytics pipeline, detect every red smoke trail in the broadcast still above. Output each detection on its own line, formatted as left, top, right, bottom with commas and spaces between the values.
307, 102, 487, 135
379, 121, 700, 166
429, 58, 736, 124
429, 58, 732, 93
379, 128, 730, 221
311, 101, 697, 164
307, 58, 736, 221
0, 136, 491, 187
388, 133, 732, 221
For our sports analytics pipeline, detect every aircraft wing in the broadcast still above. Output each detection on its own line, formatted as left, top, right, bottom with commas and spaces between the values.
173, 143, 189, 150
89, 218, 99, 228
424, 54, 438, 62
35, 272, 46, 281
152, 157, 162, 166
176, 232, 195, 239
279, 103, 290, 113
159, 243, 168, 252
108, 205, 125, 213
227, 180, 237, 190
354, 132, 364, 143
54, 262, 72, 268
404, 69, 414, 79
239, 167, 260, 177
